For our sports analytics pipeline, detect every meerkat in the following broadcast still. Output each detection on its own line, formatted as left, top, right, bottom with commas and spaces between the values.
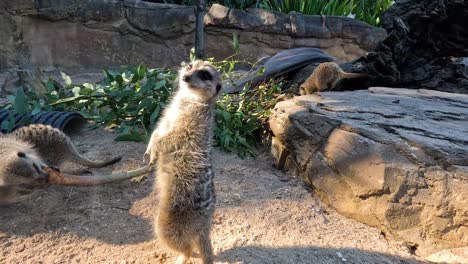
12, 124, 121, 168
299, 62, 367, 95
0, 137, 49, 205
144, 60, 222, 264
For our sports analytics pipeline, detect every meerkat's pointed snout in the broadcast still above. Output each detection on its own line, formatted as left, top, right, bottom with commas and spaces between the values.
182, 74, 191, 82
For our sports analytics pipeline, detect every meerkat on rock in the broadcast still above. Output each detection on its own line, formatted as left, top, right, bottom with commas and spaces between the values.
13, 124, 121, 168
144, 60, 222, 264
299, 61, 367, 95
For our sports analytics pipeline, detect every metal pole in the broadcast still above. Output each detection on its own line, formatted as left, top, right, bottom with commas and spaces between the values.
195, 0, 205, 60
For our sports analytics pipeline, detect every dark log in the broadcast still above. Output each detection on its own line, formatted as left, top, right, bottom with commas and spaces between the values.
342, 0, 468, 93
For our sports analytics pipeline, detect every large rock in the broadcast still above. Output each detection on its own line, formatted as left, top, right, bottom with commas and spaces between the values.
269, 87, 468, 257
0, 1, 385, 71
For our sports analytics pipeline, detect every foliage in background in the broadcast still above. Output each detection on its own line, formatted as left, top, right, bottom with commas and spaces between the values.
353, 0, 393, 26
5, 60, 286, 157
262, 0, 355, 17
5, 66, 176, 142
214, 80, 286, 157
262, 0, 393, 26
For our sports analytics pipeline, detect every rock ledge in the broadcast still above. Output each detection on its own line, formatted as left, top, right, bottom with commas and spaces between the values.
269, 87, 468, 256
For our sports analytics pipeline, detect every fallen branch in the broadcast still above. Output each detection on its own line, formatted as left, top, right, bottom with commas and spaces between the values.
45, 165, 153, 186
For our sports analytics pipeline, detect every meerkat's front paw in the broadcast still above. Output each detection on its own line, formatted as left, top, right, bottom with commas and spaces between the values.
143, 145, 158, 166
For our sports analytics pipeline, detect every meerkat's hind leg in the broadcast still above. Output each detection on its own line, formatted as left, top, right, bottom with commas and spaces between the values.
175, 248, 193, 264
195, 232, 214, 264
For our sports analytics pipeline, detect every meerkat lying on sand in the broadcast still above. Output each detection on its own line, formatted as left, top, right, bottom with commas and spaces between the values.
0, 124, 133, 205
13, 124, 121, 168
0, 137, 48, 205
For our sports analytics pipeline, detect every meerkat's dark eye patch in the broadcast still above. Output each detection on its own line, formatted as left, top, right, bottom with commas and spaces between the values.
17, 152, 26, 158
216, 84, 222, 94
198, 70, 213, 81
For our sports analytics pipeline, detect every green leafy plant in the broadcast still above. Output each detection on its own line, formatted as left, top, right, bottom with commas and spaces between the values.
214, 79, 289, 157
354, 0, 393, 26
261, 0, 393, 26
4, 66, 177, 142
261, 0, 356, 17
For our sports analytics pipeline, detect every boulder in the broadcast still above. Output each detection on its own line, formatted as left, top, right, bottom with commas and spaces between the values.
269, 87, 468, 257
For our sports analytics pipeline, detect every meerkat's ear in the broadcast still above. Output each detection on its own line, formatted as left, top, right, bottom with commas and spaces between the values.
216, 84, 222, 94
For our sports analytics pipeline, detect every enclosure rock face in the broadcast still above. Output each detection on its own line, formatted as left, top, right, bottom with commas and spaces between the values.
269, 87, 468, 256
0, 1, 385, 71
205, 4, 386, 63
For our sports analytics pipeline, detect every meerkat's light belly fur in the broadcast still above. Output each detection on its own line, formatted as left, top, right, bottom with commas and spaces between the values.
146, 60, 221, 264
154, 100, 216, 263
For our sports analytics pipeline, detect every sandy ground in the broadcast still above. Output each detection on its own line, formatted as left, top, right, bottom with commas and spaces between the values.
0, 126, 428, 264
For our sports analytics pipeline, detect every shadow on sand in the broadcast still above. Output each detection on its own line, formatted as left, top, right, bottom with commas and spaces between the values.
217, 245, 427, 264
0, 175, 155, 245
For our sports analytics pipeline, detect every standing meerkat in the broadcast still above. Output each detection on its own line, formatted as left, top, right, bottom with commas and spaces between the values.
0, 137, 49, 205
144, 60, 222, 264
12, 124, 121, 168
299, 62, 367, 95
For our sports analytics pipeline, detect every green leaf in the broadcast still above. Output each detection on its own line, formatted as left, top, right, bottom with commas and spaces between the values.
232, 32, 240, 51
189, 47, 196, 62
31, 100, 41, 115
137, 64, 146, 78
14, 88, 29, 114
154, 80, 167, 90
46, 78, 55, 91
114, 129, 149, 143
49, 96, 85, 105
141, 81, 154, 92
61, 72, 72, 86
82, 83, 94, 90
1, 114, 16, 132
72, 86, 81, 96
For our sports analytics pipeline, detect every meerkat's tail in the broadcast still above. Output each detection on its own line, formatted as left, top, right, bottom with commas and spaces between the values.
46, 165, 153, 186
341, 72, 368, 79
65, 139, 122, 168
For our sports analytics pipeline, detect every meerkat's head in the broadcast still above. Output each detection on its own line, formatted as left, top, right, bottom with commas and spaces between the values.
0, 140, 49, 187
179, 60, 222, 102
299, 85, 307, 95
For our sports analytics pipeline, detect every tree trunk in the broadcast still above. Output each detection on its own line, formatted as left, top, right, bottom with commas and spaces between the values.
342, 0, 468, 94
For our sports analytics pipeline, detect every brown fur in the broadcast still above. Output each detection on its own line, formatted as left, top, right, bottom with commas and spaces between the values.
0, 137, 48, 205
299, 62, 367, 94
145, 61, 222, 264
13, 124, 121, 168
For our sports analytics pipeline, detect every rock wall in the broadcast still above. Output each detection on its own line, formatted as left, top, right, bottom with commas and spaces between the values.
0, 1, 386, 71
269, 88, 468, 257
